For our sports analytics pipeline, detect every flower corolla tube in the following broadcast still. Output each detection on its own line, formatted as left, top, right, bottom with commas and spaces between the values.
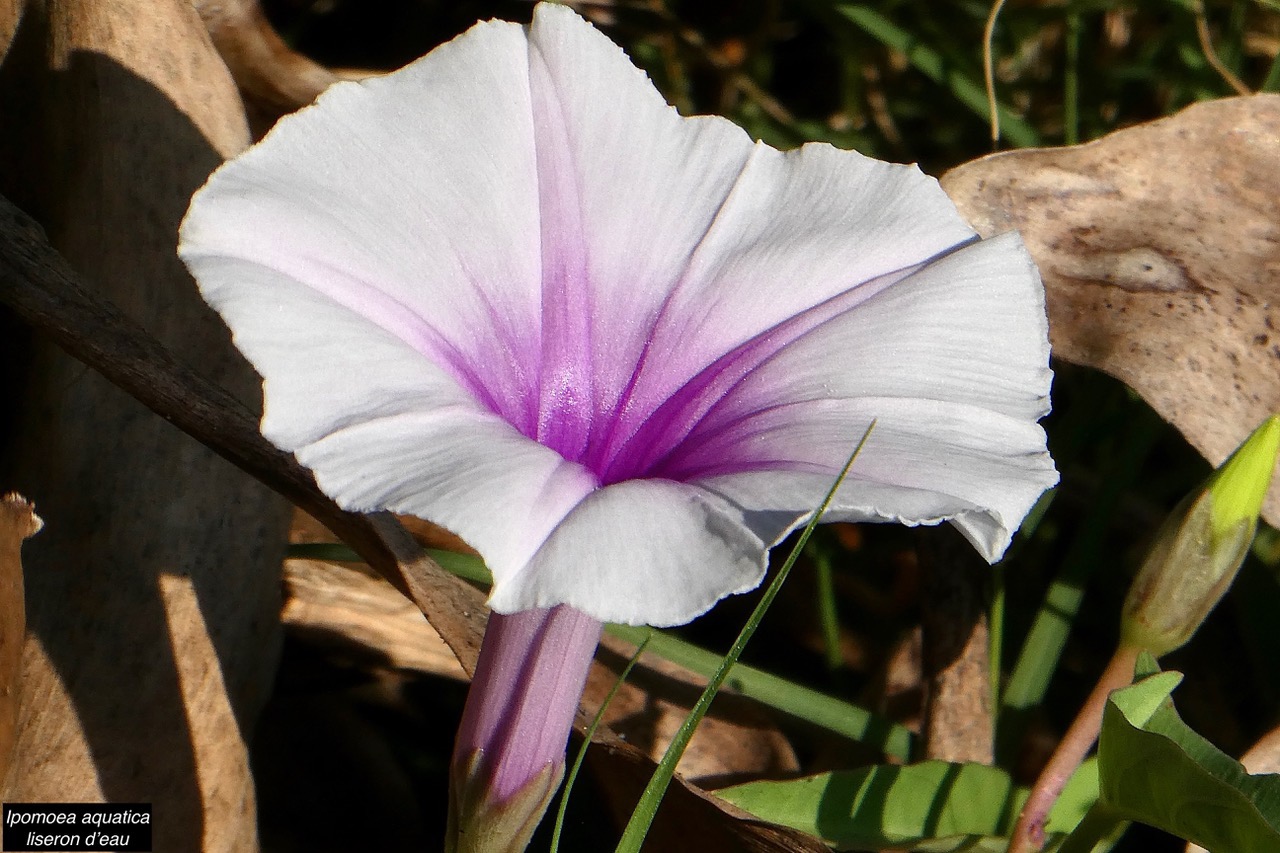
180, 3, 1057, 848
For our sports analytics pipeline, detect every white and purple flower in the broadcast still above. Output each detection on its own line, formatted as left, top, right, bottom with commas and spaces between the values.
180, 4, 1056, 849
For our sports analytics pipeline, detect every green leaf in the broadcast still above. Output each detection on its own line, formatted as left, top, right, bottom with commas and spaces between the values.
715, 760, 1099, 852
1098, 666, 1280, 852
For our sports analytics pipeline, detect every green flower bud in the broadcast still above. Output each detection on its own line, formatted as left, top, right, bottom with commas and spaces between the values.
1122, 415, 1280, 656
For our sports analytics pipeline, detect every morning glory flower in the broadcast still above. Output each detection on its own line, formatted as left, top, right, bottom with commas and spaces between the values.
179, 3, 1056, 848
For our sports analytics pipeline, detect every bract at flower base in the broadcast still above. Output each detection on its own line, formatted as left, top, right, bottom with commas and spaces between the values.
448, 753, 559, 853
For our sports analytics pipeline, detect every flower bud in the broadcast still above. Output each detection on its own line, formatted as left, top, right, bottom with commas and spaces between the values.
1122, 415, 1280, 656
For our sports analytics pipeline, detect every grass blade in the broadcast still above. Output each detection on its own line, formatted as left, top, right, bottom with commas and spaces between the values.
550, 632, 653, 852
613, 423, 877, 853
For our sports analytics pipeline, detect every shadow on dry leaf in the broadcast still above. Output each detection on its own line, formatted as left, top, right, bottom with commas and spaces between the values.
943, 94, 1280, 525
280, 547, 799, 789
0, 1, 290, 849
277, 541, 824, 851
193, 0, 340, 134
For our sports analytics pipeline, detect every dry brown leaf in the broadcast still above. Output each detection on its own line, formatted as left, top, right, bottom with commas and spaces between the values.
918, 530, 992, 764
287, 514, 801, 790
280, 557, 821, 849
283, 558, 467, 677
1, 179, 501, 846
281, 553, 807, 847
942, 95, 1280, 525
192, 0, 339, 121
0, 0, 21, 64
0, 0, 289, 848
590, 634, 800, 788
0, 494, 40, 791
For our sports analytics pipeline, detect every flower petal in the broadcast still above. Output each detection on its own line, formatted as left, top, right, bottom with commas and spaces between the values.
489, 479, 770, 626
697, 403, 1054, 563
490, 230, 1058, 621
520, 5, 759, 460
188, 257, 472, 448
181, 255, 599, 581
592, 144, 981, 475
679, 233, 1058, 561
300, 412, 599, 584
519, 7, 981, 473
180, 16, 547, 432
180, 2, 1056, 626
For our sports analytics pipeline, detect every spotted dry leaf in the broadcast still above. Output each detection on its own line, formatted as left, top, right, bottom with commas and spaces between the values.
943, 95, 1280, 525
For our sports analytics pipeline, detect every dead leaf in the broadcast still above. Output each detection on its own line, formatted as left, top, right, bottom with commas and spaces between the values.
0, 0, 20, 65
0, 0, 290, 849
280, 556, 820, 849
0, 493, 39, 790
589, 634, 800, 788
918, 528, 992, 764
0, 190, 491, 678
942, 95, 1280, 525
281, 555, 798, 783
283, 557, 466, 677
192, 0, 339, 123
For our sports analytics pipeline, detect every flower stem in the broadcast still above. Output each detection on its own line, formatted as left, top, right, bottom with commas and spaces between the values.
448, 605, 603, 853
1007, 642, 1140, 853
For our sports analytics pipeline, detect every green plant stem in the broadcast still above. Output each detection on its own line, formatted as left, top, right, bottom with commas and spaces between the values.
813, 543, 843, 672
983, 0, 1009, 146
990, 562, 1005, 715
1008, 643, 1140, 853
1264, 48, 1280, 92
288, 542, 493, 586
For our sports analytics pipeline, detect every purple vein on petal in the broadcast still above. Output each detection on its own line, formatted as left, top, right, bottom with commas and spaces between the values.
527, 38, 596, 463
598, 259, 926, 484
660, 398, 855, 480
464, 278, 541, 435
587, 141, 768, 476
221, 252, 511, 420
280, 119, 544, 431
652, 271, 937, 480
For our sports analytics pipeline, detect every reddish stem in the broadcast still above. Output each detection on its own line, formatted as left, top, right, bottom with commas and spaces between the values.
1007, 643, 1140, 853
